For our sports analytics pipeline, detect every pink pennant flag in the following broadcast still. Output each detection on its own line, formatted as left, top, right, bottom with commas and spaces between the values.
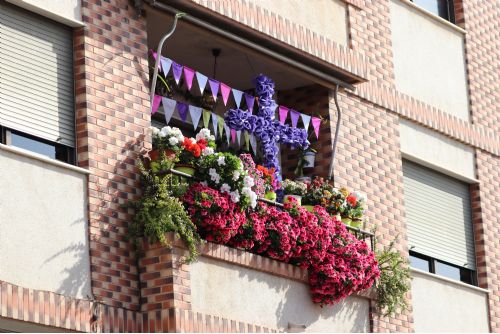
290, 109, 300, 128
230, 128, 237, 144
311, 117, 321, 139
172, 62, 183, 85
150, 50, 161, 70
208, 79, 220, 102
220, 83, 231, 106
245, 93, 255, 113
278, 106, 289, 124
152, 94, 162, 114
177, 102, 188, 122
183, 67, 195, 91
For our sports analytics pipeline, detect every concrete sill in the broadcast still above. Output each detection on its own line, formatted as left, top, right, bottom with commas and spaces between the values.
411, 267, 489, 294
399, 0, 466, 34
0, 144, 91, 175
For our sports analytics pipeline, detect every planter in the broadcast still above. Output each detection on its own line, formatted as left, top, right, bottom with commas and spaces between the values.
284, 194, 302, 205
173, 164, 196, 176
302, 204, 314, 212
303, 151, 316, 168
350, 219, 363, 229
341, 217, 352, 226
264, 191, 277, 201
149, 148, 176, 161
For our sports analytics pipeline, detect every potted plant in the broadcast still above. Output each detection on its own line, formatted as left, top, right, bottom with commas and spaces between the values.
340, 190, 366, 228
257, 165, 279, 201
294, 147, 317, 180
176, 128, 216, 176
149, 126, 184, 161
282, 179, 307, 205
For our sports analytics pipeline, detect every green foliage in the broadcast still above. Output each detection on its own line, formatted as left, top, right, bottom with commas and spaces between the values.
127, 158, 201, 263
374, 237, 412, 317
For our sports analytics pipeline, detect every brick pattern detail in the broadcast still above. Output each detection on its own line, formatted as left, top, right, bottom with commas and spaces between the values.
74, 0, 151, 311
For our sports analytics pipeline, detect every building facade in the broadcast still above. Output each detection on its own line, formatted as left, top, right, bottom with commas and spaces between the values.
0, 0, 498, 332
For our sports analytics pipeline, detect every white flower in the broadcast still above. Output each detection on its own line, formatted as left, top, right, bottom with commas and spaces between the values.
209, 168, 220, 184
243, 175, 255, 188
241, 187, 258, 208
150, 127, 160, 136
232, 170, 241, 181
229, 190, 240, 203
220, 183, 231, 193
168, 137, 179, 146
217, 156, 226, 166
353, 191, 367, 203
189, 137, 197, 145
196, 128, 215, 142
202, 147, 214, 156
160, 126, 171, 137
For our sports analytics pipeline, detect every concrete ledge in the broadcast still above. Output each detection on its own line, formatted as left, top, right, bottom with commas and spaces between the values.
411, 267, 489, 294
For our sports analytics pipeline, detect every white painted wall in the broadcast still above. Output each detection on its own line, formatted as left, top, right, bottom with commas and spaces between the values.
399, 119, 476, 181
0, 147, 92, 299
391, 0, 470, 120
190, 257, 369, 332
251, 0, 348, 46
411, 269, 489, 332
6, 0, 83, 26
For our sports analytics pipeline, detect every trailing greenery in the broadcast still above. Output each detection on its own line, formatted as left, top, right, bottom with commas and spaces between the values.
374, 236, 412, 317
127, 157, 201, 263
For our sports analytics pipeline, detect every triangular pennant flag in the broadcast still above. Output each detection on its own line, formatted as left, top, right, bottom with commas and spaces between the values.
311, 117, 321, 139
220, 83, 231, 106
172, 62, 183, 85
244, 131, 250, 151
249, 134, 258, 155
232, 89, 243, 108
278, 106, 289, 124
160, 57, 172, 75
290, 109, 300, 128
208, 79, 220, 102
218, 117, 224, 138
152, 95, 162, 114
230, 129, 237, 144
245, 93, 255, 113
224, 124, 231, 145
211, 113, 219, 138
183, 67, 195, 91
236, 130, 242, 146
176, 102, 188, 122
301, 113, 311, 132
151, 51, 161, 70
202, 109, 211, 128
196, 72, 208, 94
162, 97, 176, 124
189, 106, 202, 130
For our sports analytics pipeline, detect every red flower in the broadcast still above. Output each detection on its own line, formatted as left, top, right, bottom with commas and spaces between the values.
346, 194, 357, 207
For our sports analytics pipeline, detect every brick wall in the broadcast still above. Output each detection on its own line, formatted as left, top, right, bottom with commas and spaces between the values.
74, 0, 151, 311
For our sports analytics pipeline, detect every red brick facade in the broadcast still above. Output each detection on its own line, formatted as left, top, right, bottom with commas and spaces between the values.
1, 0, 498, 332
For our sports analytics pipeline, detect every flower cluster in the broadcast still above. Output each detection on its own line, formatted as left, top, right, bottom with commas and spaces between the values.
177, 129, 216, 165
150, 126, 185, 157
282, 179, 307, 196
239, 154, 266, 197
257, 165, 280, 192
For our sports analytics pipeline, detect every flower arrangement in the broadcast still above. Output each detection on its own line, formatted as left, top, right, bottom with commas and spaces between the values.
282, 179, 307, 196
196, 152, 258, 209
340, 190, 366, 220
177, 128, 216, 166
257, 165, 280, 192
150, 126, 185, 162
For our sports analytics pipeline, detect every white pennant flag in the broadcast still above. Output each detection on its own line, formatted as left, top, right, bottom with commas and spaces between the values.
189, 106, 202, 130
162, 97, 176, 124
224, 124, 231, 145
196, 72, 208, 94
300, 113, 311, 132
160, 57, 172, 75
236, 130, 242, 146
250, 134, 258, 155
211, 113, 219, 138
232, 89, 243, 108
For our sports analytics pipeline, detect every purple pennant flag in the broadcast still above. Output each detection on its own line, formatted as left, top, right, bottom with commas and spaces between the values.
232, 89, 243, 108
176, 102, 188, 122
172, 62, 183, 85
152, 95, 162, 114
208, 79, 220, 102
160, 57, 172, 75
183, 67, 195, 91
245, 93, 255, 113
220, 83, 231, 106
196, 72, 208, 94
290, 109, 300, 128
278, 106, 289, 124
311, 117, 321, 139
230, 129, 237, 144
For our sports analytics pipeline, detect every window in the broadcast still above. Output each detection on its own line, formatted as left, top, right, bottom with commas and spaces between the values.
411, 0, 455, 22
0, 3, 75, 163
403, 160, 476, 285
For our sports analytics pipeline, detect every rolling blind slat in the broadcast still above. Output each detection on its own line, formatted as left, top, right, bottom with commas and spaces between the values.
403, 160, 475, 269
0, 3, 74, 147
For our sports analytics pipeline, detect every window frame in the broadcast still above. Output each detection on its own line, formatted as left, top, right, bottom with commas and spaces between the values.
410, 0, 455, 23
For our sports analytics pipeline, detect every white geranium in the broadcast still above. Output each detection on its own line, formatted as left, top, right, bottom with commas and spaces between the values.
209, 168, 220, 184
160, 126, 172, 137
150, 126, 160, 136
217, 155, 226, 166
242, 187, 257, 208
196, 128, 215, 142
353, 191, 367, 203
220, 183, 231, 193
202, 147, 214, 156
168, 137, 179, 146
189, 137, 196, 145
243, 175, 255, 188
232, 170, 241, 181
170, 127, 184, 142
229, 190, 240, 203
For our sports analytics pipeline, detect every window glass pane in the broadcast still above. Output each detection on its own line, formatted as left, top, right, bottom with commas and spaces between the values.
11, 132, 56, 159
436, 261, 461, 281
412, 0, 449, 19
410, 255, 430, 272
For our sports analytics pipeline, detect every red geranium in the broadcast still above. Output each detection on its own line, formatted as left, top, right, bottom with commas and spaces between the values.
346, 194, 357, 207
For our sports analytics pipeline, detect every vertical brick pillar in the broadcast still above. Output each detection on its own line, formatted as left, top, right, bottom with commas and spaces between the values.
74, 0, 151, 310
139, 235, 192, 313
